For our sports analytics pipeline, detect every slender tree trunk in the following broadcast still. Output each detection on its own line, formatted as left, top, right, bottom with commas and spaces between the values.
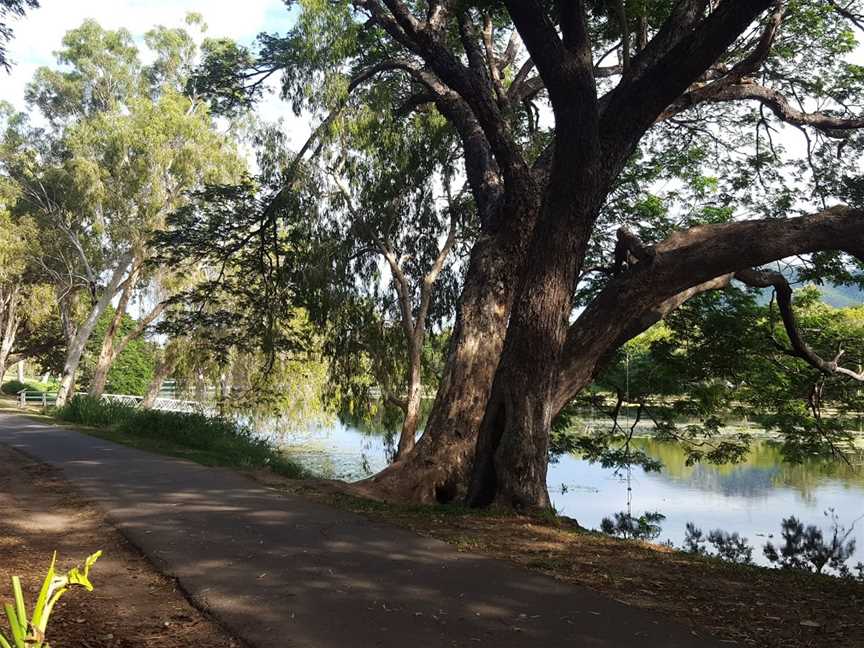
56, 255, 133, 407
0, 286, 20, 383
88, 263, 141, 397
394, 346, 423, 460
367, 194, 537, 502
16, 360, 24, 383
142, 349, 179, 409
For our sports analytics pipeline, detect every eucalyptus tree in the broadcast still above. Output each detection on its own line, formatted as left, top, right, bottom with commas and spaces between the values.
4, 18, 243, 406
201, 0, 864, 509
0, 199, 33, 378
306, 108, 468, 458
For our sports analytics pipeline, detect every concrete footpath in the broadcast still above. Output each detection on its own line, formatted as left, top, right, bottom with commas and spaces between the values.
0, 412, 719, 647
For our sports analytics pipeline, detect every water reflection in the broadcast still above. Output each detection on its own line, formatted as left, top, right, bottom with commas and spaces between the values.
277, 422, 864, 567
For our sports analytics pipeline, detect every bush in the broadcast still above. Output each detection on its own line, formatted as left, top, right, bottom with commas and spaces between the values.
600, 511, 665, 540
57, 396, 136, 428
56, 395, 305, 478
2, 379, 60, 395
1, 380, 28, 395
763, 510, 857, 576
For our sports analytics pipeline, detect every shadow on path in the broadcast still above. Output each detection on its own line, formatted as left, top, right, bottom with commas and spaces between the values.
0, 412, 718, 648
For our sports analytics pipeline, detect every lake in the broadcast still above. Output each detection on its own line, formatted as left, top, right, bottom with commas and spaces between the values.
277, 420, 864, 568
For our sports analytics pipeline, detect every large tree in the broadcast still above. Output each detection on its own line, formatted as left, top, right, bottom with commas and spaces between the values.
200, 0, 864, 509
3, 18, 243, 406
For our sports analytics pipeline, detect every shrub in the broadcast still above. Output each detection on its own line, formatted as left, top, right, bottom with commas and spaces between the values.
763, 510, 857, 575
707, 530, 753, 565
56, 396, 136, 428
600, 511, 665, 540
0, 380, 28, 395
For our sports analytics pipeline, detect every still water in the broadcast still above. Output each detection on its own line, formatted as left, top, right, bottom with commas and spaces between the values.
278, 421, 864, 567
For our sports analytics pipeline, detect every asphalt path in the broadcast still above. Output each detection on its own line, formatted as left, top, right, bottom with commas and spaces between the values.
0, 411, 720, 647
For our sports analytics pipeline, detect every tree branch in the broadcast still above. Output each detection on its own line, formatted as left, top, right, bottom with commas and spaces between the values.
735, 268, 864, 381
601, 0, 775, 160
552, 206, 864, 411
660, 81, 864, 136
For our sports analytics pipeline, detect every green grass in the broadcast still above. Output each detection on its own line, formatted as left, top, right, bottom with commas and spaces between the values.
55, 395, 307, 478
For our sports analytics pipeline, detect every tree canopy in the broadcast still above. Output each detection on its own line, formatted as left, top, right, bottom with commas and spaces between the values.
179, 0, 864, 510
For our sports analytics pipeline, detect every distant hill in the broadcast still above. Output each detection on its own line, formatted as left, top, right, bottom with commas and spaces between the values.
752, 269, 863, 308
814, 282, 864, 308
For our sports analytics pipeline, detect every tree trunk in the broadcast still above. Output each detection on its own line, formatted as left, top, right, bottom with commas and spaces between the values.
56, 256, 133, 408
394, 347, 422, 460
88, 351, 115, 397
142, 348, 179, 409
88, 263, 140, 398
16, 360, 24, 383
467, 175, 603, 510
366, 211, 533, 502
0, 286, 20, 384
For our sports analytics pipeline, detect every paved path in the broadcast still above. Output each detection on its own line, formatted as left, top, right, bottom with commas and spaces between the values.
0, 412, 718, 648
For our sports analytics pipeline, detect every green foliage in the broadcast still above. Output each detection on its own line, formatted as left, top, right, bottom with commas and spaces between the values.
57, 396, 306, 478
0, 379, 26, 394
0, 0, 38, 72
763, 510, 859, 576
56, 395, 135, 428
600, 511, 665, 541
683, 524, 754, 565
0, 379, 56, 395
79, 307, 156, 396
0, 550, 100, 648
561, 288, 864, 469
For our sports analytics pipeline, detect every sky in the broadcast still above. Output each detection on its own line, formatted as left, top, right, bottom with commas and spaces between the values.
2, 0, 307, 142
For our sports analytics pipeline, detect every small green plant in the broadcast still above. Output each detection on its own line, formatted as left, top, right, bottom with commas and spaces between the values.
0, 551, 101, 648
600, 511, 665, 540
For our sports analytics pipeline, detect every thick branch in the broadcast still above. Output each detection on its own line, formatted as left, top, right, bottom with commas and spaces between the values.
553, 206, 864, 410
736, 268, 864, 381
601, 0, 774, 158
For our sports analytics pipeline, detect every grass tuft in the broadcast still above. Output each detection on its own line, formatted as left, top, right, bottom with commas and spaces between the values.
56, 395, 306, 478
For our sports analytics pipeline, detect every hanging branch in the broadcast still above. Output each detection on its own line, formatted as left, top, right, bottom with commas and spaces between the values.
735, 268, 864, 381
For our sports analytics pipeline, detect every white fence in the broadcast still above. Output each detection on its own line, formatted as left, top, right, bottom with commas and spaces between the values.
18, 390, 207, 414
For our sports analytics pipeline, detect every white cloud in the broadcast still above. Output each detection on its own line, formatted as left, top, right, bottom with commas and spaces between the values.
2, 0, 294, 110
2, 0, 308, 147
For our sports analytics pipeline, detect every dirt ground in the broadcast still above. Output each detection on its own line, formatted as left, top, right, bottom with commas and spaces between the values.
0, 444, 242, 648
268, 477, 864, 648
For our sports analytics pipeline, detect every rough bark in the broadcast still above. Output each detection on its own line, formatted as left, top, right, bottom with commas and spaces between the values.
352, 0, 853, 510
365, 215, 532, 502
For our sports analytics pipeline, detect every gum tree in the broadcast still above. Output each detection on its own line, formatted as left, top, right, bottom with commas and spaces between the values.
3, 18, 242, 405
205, 0, 864, 509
